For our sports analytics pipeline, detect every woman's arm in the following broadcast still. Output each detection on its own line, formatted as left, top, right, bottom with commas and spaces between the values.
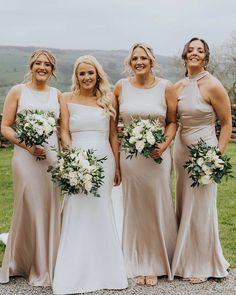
109, 95, 121, 186
59, 93, 72, 150
152, 82, 178, 158
1, 85, 46, 157
113, 81, 122, 125
208, 80, 232, 153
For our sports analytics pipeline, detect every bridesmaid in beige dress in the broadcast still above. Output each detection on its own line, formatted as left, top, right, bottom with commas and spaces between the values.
114, 43, 178, 285
172, 37, 232, 283
0, 49, 61, 286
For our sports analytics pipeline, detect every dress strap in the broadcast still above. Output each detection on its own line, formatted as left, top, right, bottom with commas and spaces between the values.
188, 71, 209, 81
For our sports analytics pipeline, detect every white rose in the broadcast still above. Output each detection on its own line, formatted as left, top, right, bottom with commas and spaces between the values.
24, 123, 30, 129
132, 126, 143, 136
146, 131, 155, 145
199, 174, 213, 185
129, 136, 136, 144
215, 163, 224, 170
84, 173, 92, 181
84, 180, 92, 192
48, 117, 56, 125
69, 177, 78, 186
206, 149, 215, 159
214, 158, 225, 170
202, 164, 209, 172
69, 170, 77, 179
197, 158, 204, 167
137, 121, 145, 127
44, 124, 53, 135
80, 159, 90, 169
35, 126, 44, 136
135, 140, 145, 153
212, 155, 220, 162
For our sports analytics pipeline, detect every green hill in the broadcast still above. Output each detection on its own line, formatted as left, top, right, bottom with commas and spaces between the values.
0, 46, 181, 112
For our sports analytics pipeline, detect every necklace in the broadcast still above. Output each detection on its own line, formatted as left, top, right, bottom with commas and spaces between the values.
132, 75, 156, 89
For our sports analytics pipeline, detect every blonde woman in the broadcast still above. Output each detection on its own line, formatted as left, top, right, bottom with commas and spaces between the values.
114, 43, 178, 285
52, 55, 128, 294
0, 49, 61, 286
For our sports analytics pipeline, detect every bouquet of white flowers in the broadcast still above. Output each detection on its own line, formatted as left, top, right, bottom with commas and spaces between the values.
15, 109, 57, 147
183, 138, 233, 187
121, 117, 166, 164
48, 147, 107, 197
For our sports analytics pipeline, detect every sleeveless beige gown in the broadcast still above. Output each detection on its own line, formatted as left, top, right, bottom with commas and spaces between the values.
119, 78, 177, 279
0, 85, 61, 286
172, 71, 230, 279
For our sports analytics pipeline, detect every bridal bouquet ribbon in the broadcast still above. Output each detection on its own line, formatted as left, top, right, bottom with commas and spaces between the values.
15, 109, 57, 146
48, 147, 107, 197
121, 116, 166, 164
183, 138, 233, 187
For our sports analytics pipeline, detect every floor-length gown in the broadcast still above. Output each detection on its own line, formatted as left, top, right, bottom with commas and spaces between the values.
52, 103, 128, 295
0, 84, 61, 286
119, 79, 177, 279
172, 71, 230, 278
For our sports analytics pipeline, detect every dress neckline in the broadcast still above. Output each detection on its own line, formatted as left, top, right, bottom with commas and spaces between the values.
67, 102, 102, 110
128, 77, 160, 90
24, 84, 51, 94
188, 71, 209, 81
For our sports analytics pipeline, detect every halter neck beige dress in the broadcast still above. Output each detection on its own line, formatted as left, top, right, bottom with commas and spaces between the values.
0, 84, 61, 286
172, 71, 230, 279
119, 78, 177, 279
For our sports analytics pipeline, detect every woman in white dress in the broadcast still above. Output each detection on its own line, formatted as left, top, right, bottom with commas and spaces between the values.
52, 55, 128, 294
0, 49, 61, 286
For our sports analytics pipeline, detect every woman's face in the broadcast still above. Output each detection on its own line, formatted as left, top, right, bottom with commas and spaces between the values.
31, 53, 52, 83
185, 40, 206, 70
76, 62, 97, 92
130, 47, 152, 75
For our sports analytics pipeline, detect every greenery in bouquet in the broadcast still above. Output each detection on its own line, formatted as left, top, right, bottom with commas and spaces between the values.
183, 138, 233, 187
15, 109, 57, 146
48, 147, 107, 197
121, 116, 166, 164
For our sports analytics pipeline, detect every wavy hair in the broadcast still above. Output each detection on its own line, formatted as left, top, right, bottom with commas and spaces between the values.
71, 55, 115, 118
182, 37, 210, 76
124, 42, 159, 76
24, 49, 57, 82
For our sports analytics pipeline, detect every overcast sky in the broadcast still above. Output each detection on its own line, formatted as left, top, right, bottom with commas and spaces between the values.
0, 0, 235, 56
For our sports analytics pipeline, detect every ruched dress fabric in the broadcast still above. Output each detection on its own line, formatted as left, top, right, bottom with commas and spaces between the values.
52, 103, 128, 295
172, 71, 230, 279
119, 79, 177, 279
0, 85, 61, 286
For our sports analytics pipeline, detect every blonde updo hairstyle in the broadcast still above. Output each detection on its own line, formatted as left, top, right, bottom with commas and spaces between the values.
24, 49, 57, 82
71, 55, 115, 118
124, 42, 159, 76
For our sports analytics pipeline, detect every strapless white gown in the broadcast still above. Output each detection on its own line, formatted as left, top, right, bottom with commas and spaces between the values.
52, 103, 128, 294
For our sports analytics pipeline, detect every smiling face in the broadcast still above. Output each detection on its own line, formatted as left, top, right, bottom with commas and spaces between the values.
130, 47, 152, 76
31, 53, 53, 83
76, 62, 97, 93
185, 39, 207, 70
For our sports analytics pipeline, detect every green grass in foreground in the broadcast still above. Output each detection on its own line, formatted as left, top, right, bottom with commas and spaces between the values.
0, 144, 236, 266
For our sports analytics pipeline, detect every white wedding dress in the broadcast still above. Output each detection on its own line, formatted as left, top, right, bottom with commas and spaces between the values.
52, 103, 128, 294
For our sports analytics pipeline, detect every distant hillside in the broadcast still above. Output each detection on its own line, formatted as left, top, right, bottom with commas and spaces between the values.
0, 46, 181, 111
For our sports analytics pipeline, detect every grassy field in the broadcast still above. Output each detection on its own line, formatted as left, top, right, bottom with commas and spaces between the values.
0, 144, 236, 266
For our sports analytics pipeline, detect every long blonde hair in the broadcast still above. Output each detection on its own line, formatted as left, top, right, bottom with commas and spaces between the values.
124, 42, 159, 76
71, 55, 115, 118
24, 49, 57, 82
